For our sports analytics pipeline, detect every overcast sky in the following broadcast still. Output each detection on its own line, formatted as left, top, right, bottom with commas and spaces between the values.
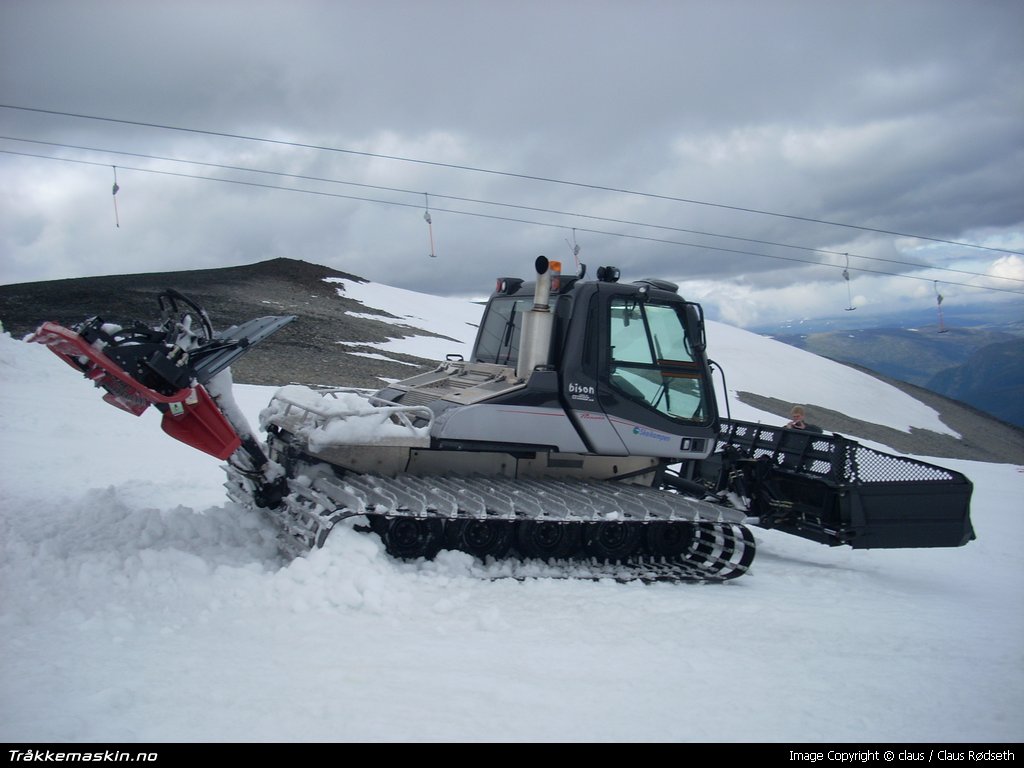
2, 0, 1022, 328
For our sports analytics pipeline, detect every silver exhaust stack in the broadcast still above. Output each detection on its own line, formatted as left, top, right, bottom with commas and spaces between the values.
516, 256, 557, 380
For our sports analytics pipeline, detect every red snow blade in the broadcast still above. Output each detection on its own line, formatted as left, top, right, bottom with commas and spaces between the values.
30, 321, 241, 459
31, 321, 156, 415
158, 385, 242, 460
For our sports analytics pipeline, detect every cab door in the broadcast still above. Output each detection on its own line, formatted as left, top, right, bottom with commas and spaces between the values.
599, 291, 718, 460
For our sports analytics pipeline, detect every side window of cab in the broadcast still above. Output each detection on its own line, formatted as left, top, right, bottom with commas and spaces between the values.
608, 297, 706, 423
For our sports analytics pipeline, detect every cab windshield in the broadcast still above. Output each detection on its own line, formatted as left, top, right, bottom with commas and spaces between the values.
608, 297, 708, 422
474, 296, 551, 365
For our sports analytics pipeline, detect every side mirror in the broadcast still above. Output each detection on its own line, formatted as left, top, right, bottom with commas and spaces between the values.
684, 302, 707, 353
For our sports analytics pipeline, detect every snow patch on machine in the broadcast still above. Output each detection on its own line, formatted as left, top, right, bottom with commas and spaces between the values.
261, 384, 432, 451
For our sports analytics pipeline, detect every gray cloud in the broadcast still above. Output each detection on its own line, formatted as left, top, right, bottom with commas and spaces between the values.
2, 0, 1022, 327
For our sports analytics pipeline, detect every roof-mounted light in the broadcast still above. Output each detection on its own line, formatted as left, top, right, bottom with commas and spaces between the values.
496, 277, 524, 295
596, 265, 620, 283
549, 260, 562, 293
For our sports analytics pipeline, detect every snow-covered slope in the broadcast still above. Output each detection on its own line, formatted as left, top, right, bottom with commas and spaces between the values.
325, 276, 957, 440
1, 281, 1021, 743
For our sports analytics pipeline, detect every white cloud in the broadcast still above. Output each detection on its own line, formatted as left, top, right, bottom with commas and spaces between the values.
989, 255, 1024, 282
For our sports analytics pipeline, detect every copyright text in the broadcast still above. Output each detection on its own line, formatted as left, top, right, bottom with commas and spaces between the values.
790, 750, 1015, 763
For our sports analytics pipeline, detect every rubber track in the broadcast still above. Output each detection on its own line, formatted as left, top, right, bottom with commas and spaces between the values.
225, 468, 756, 583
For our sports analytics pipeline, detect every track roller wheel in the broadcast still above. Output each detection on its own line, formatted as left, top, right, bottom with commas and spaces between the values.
583, 521, 642, 562
516, 521, 582, 560
445, 519, 513, 560
644, 521, 696, 557
376, 516, 444, 560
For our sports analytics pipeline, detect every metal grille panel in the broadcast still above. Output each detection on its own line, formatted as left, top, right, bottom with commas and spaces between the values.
718, 419, 965, 486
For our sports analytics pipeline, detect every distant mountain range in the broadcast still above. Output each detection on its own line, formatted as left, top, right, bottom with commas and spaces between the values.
769, 326, 1024, 427
927, 339, 1024, 427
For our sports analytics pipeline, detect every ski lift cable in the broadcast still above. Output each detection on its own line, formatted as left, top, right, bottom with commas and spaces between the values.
4, 147, 1024, 298
3, 134, 1023, 286
2, 103, 1022, 259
